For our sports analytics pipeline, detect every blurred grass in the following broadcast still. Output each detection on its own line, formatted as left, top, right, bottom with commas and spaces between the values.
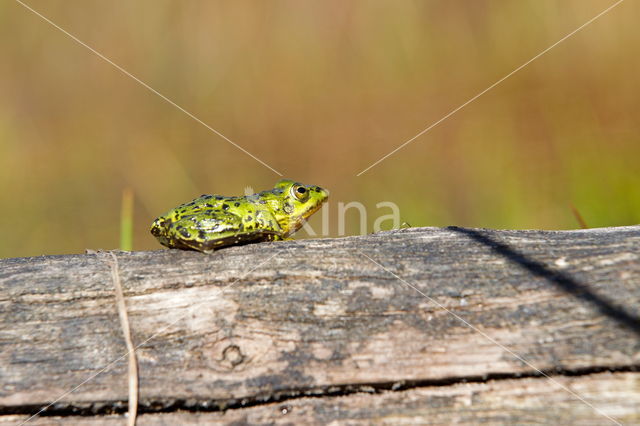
120, 188, 134, 251
0, 0, 639, 258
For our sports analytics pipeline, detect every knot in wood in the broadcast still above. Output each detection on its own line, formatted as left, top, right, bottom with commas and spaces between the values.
222, 344, 246, 367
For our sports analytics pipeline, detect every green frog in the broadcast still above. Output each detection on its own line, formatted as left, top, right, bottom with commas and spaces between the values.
151, 179, 329, 253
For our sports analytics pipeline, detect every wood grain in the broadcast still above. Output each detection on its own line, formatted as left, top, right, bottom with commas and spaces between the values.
1, 226, 639, 423
13, 372, 640, 425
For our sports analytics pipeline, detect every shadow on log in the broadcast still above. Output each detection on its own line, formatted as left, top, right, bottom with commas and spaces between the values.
1, 226, 639, 424
449, 226, 640, 336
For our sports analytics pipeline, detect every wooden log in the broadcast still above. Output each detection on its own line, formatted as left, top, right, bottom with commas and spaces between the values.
1, 226, 639, 424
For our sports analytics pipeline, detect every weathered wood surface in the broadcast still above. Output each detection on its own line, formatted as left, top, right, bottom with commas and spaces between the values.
1, 226, 639, 424
9, 372, 640, 425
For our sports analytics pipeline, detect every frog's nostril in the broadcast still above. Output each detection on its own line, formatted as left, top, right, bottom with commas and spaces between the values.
315, 186, 328, 195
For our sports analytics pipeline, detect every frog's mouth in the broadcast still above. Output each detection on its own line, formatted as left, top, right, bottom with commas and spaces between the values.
286, 194, 328, 237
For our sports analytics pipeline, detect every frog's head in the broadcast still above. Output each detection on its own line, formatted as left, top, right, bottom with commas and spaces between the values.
272, 179, 329, 236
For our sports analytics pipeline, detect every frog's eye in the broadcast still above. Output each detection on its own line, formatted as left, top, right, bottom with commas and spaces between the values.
292, 185, 309, 201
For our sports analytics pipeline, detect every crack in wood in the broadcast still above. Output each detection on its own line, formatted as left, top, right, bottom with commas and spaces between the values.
3, 364, 638, 418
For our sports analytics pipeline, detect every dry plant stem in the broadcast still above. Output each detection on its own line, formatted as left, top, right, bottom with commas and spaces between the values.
108, 252, 138, 426
570, 203, 590, 229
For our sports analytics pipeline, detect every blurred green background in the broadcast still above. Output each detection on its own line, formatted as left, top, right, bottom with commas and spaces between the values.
1, 0, 638, 258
